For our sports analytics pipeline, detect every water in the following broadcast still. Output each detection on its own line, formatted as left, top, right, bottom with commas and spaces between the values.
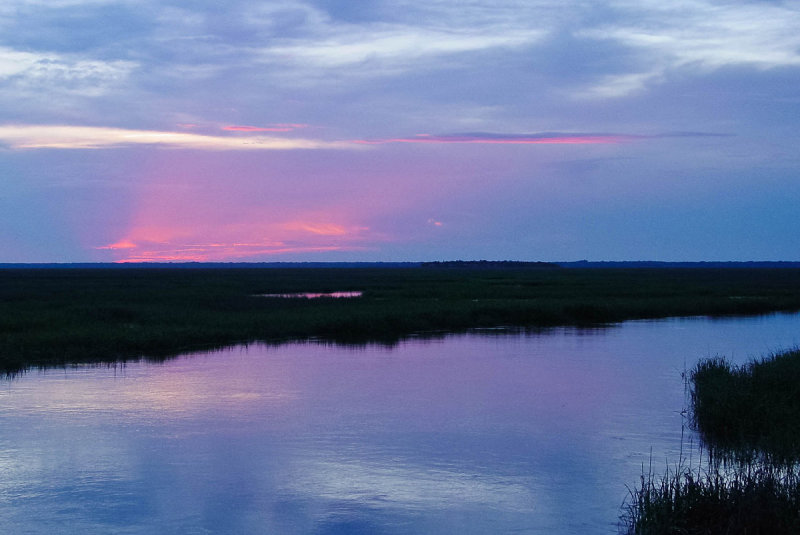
256, 291, 363, 298
1, 313, 799, 534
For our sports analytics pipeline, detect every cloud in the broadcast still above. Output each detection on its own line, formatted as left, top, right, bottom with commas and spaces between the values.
356, 132, 638, 145
577, 72, 662, 99
0, 124, 357, 150
281, 222, 351, 236
223, 124, 307, 132
0, 0, 117, 7
577, 0, 800, 97
98, 239, 368, 262
2, 126, 728, 152
96, 215, 375, 262
111, 243, 361, 263
355, 131, 733, 145
0, 48, 46, 78
245, 2, 551, 83
264, 27, 544, 69
0, 46, 136, 96
95, 239, 136, 250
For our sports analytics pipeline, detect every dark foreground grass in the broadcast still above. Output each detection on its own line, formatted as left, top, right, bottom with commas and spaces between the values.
621, 460, 800, 534
691, 349, 800, 463
4, 266, 800, 374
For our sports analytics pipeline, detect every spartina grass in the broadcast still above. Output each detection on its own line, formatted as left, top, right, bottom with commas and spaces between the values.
621, 456, 800, 534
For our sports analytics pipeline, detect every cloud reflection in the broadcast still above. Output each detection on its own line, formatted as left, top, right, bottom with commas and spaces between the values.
288, 456, 536, 512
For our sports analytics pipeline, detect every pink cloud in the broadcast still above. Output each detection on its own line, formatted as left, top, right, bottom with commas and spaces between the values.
223, 124, 309, 133
353, 132, 637, 145
281, 222, 351, 236
95, 239, 137, 250
114, 243, 364, 263
100, 206, 373, 262
223, 125, 292, 132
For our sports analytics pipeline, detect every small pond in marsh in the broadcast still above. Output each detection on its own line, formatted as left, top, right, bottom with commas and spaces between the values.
256, 291, 363, 298
2, 313, 800, 534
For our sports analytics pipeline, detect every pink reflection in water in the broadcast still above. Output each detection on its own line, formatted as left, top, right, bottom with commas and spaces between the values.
4, 314, 800, 534
256, 291, 363, 299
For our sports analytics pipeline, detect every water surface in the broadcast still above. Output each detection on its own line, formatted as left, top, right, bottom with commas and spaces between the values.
256, 291, 363, 298
2, 313, 799, 534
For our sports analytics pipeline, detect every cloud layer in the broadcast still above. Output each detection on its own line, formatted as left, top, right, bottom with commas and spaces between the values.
0, 125, 355, 150
0, 0, 799, 262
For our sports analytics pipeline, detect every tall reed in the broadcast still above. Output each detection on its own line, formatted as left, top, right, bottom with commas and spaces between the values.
622, 457, 800, 534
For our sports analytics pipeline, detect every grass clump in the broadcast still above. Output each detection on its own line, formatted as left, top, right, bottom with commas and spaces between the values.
691, 349, 800, 463
622, 461, 800, 534
622, 348, 800, 533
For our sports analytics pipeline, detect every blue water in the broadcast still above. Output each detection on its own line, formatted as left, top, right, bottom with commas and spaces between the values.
1, 313, 799, 534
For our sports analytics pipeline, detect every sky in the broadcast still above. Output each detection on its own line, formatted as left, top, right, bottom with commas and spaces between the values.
1, 0, 799, 263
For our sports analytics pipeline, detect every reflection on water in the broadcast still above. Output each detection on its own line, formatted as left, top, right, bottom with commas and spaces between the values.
257, 291, 363, 298
1, 313, 799, 534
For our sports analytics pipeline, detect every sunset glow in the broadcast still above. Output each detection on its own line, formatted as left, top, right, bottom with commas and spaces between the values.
1, 0, 798, 262
100, 223, 373, 262
96, 239, 137, 250
281, 222, 351, 236
111, 243, 358, 263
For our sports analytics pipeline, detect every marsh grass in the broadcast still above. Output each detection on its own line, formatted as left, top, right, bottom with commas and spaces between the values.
4, 266, 800, 373
622, 348, 800, 533
691, 349, 800, 464
622, 457, 800, 534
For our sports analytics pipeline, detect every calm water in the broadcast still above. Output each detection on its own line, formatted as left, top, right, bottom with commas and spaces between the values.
256, 291, 363, 299
2, 314, 800, 534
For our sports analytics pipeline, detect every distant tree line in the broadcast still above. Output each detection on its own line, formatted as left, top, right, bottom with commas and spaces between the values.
420, 260, 560, 269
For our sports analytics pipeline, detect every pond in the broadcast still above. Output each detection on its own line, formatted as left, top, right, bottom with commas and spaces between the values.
2, 313, 800, 534
256, 291, 363, 299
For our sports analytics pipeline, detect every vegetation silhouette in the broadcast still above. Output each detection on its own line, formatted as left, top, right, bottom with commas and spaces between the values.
4, 265, 800, 374
622, 348, 800, 533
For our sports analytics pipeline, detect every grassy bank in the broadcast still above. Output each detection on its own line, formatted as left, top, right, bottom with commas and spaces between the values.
3, 266, 800, 373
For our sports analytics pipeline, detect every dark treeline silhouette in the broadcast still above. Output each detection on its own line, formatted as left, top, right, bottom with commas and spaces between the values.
420, 260, 560, 269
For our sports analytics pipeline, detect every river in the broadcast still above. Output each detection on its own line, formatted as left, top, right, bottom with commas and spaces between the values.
2, 313, 799, 534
